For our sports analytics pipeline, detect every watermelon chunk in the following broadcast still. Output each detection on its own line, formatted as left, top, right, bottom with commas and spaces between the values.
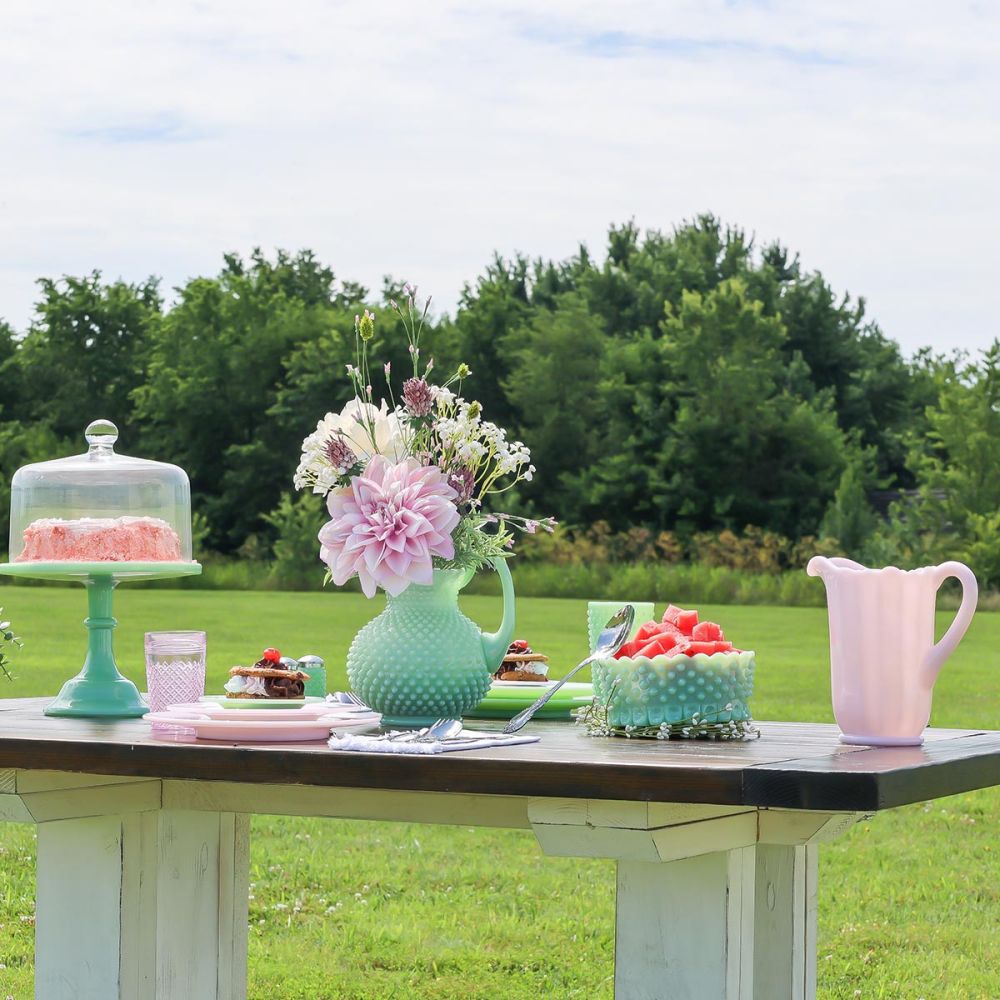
634, 620, 664, 643
686, 640, 734, 655
636, 620, 685, 643
658, 622, 685, 640
692, 621, 723, 642
676, 610, 699, 634
661, 605, 701, 636
613, 638, 647, 660
637, 632, 683, 658
617, 607, 742, 659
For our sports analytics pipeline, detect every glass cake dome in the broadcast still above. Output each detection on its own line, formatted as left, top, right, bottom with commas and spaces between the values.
7, 418, 194, 567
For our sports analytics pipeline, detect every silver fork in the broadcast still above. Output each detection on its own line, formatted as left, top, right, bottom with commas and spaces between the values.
396, 718, 453, 744
412, 719, 463, 743
370, 718, 449, 743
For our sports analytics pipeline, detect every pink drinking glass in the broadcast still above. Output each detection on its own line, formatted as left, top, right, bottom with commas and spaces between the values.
144, 631, 207, 713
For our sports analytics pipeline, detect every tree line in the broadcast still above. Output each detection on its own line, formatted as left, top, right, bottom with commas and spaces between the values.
1, 216, 998, 585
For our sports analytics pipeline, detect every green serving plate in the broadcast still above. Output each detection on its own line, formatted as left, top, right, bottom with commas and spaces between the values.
467, 681, 593, 720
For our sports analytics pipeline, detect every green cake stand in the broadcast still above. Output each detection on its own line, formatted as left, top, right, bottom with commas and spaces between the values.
0, 560, 202, 718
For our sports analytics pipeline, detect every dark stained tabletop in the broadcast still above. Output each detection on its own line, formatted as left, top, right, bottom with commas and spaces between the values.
1, 697, 998, 812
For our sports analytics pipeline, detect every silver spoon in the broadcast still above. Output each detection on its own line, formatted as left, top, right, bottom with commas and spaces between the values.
368, 718, 439, 742
390, 718, 463, 744
412, 719, 463, 743
502, 606, 635, 735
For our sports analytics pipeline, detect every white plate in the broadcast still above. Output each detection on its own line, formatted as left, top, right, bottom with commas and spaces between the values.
146, 710, 380, 742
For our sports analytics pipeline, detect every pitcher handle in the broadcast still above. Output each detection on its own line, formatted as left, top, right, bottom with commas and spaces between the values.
480, 557, 516, 673
925, 561, 978, 685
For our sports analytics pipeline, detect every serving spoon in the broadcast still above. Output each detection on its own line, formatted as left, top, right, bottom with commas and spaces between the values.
502, 605, 635, 735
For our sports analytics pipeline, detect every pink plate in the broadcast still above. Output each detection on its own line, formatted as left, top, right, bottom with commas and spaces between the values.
491, 679, 552, 688
165, 702, 373, 723
145, 710, 379, 742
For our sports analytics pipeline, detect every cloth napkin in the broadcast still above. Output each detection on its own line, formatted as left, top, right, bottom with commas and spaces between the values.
327, 730, 539, 754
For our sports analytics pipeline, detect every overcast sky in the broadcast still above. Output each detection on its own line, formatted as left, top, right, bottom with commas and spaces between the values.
1, 1, 997, 355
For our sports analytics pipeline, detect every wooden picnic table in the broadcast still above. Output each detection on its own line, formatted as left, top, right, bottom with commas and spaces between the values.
1, 695, 998, 999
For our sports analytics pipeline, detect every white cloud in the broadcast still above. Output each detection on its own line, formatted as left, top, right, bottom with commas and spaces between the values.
0, 0, 997, 353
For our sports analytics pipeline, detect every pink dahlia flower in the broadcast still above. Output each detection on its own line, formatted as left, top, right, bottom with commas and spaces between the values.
318, 456, 460, 597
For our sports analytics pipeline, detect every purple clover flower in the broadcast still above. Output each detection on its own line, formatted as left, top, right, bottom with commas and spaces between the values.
324, 435, 358, 474
448, 467, 476, 505
403, 377, 433, 417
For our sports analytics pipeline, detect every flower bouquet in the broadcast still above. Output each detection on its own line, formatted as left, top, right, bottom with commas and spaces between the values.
294, 288, 554, 725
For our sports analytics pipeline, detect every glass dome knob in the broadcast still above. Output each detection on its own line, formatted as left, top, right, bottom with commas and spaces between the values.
85, 418, 119, 450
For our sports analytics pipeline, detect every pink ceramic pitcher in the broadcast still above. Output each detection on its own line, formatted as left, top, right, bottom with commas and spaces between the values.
807, 557, 978, 745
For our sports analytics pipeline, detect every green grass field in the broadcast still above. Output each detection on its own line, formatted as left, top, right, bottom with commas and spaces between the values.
0, 587, 997, 999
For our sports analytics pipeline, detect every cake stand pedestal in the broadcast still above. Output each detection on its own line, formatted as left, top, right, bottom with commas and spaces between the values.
0, 561, 202, 718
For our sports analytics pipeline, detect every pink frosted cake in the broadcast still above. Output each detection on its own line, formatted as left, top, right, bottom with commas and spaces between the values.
16, 516, 184, 563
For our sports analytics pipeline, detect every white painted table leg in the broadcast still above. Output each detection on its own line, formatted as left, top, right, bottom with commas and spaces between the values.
529, 801, 854, 1000
35, 813, 135, 1000
615, 848, 756, 1000
36, 809, 250, 1000
752, 844, 817, 1000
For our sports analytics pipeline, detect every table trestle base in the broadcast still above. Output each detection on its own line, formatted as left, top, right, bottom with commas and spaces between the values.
529, 798, 866, 1000
2, 771, 251, 1000
0, 765, 896, 1000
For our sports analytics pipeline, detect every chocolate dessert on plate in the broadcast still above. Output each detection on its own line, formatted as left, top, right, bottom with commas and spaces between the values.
225, 647, 311, 699
494, 639, 550, 683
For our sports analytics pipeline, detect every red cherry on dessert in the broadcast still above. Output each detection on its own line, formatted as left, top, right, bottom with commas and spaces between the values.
262, 647, 281, 663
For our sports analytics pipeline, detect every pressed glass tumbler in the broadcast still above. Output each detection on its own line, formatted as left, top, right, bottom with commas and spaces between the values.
145, 631, 206, 712
587, 601, 654, 653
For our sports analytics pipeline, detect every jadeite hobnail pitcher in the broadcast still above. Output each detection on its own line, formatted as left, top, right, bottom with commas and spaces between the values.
347, 557, 515, 727
807, 557, 978, 746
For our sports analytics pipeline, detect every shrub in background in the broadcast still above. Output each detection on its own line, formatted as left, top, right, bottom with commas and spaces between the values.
520, 521, 840, 575
820, 458, 880, 558
465, 559, 828, 608
265, 492, 327, 590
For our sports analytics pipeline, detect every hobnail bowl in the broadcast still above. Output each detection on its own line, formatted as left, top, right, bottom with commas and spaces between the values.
591, 650, 756, 729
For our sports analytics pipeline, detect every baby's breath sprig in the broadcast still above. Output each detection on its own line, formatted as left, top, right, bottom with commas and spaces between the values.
0, 608, 23, 681
577, 688, 760, 741
427, 392, 535, 506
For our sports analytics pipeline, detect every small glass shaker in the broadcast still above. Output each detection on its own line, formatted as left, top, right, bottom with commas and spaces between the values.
297, 654, 327, 698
